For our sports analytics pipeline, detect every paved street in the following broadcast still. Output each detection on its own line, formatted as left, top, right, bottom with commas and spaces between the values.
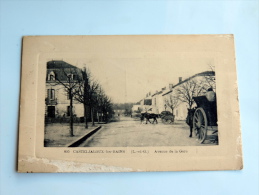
79, 116, 217, 147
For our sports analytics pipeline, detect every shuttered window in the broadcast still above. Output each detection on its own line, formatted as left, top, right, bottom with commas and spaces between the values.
48, 89, 55, 100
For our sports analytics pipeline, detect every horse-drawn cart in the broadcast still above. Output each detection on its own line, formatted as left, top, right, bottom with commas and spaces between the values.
160, 111, 175, 124
192, 95, 218, 143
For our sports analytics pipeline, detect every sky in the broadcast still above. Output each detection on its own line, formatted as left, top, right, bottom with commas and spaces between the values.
63, 57, 214, 104
46, 35, 217, 104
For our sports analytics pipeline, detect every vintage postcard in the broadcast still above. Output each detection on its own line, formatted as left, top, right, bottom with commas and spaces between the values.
18, 35, 242, 172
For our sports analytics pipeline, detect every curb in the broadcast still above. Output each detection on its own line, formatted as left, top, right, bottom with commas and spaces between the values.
66, 126, 102, 147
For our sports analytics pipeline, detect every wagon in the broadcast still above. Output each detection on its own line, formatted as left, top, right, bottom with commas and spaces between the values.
160, 111, 175, 124
192, 96, 218, 143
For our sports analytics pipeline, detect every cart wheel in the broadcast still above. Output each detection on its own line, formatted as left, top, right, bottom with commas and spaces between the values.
162, 118, 166, 123
193, 108, 207, 144
162, 118, 169, 124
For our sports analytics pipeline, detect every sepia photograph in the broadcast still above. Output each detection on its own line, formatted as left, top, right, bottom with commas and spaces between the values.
44, 58, 218, 147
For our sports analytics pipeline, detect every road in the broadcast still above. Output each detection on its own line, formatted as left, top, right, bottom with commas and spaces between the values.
79, 116, 217, 147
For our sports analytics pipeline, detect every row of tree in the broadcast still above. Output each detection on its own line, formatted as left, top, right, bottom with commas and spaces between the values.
52, 66, 113, 136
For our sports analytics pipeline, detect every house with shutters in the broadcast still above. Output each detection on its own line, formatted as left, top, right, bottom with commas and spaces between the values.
45, 60, 84, 119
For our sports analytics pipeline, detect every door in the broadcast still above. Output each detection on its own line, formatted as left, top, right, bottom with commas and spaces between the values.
47, 106, 55, 118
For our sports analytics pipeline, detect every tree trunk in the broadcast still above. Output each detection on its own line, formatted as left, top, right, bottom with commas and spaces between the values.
84, 104, 88, 129
104, 113, 107, 123
69, 92, 74, 136
91, 107, 95, 126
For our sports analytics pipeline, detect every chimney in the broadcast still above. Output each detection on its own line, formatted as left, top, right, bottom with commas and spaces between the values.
179, 77, 182, 83
169, 84, 173, 90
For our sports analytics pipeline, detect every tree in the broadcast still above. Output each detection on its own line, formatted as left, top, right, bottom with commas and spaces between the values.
74, 67, 100, 127
176, 78, 205, 109
165, 94, 180, 114
88, 80, 99, 126
96, 87, 114, 122
203, 64, 216, 91
51, 66, 82, 136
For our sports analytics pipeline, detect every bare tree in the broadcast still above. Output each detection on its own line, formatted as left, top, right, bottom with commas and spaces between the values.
89, 81, 100, 126
176, 78, 205, 109
50, 67, 81, 136
203, 64, 216, 91
74, 67, 100, 127
165, 94, 180, 114
96, 87, 114, 122
73, 67, 89, 128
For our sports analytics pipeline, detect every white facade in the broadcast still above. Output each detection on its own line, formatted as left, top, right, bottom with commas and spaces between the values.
132, 105, 141, 112
45, 83, 84, 118
136, 71, 215, 120
45, 61, 84, 118
152, 92, 165, 114
151, 84, 173, 114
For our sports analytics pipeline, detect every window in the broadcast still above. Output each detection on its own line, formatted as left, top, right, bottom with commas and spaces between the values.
48, 89, 55, 100
67, 74, 74, 81
144, 99, 152, 105
48, 71, 55, 81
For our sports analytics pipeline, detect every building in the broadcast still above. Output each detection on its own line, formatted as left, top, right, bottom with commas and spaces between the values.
151, 84, 174, 114
113, 109, 125, 116
135, 71, 215, 120
163, 71, 215, 120
131, 104, 141, 113
45, 60, 84, 119
138, 91, 155, 113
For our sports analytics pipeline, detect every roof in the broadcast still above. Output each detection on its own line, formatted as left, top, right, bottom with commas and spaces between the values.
162, 90, 173, 96
173, 71, 215, 88
47, 60, 78, 69
136, 71, 215, 103
151, 90, 163, 97
46, 60, 82, 82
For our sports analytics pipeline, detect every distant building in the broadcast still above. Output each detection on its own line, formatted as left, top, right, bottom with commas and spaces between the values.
135, 71, 215, 120
151, 84, 174, 114
114, 109, 124, 116
45, 60, 84, 118
131, 105, 141, 112
137, 91, 155, 113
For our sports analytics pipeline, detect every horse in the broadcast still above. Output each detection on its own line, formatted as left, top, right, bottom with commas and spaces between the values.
186, 108, 196, 137
140, 112, 158, 124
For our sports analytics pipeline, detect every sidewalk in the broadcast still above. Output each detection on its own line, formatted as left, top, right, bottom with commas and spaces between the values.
44, 123, 101, 147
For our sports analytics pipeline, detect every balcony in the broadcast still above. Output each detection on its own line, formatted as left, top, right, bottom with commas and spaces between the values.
45, 98, 58, 105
